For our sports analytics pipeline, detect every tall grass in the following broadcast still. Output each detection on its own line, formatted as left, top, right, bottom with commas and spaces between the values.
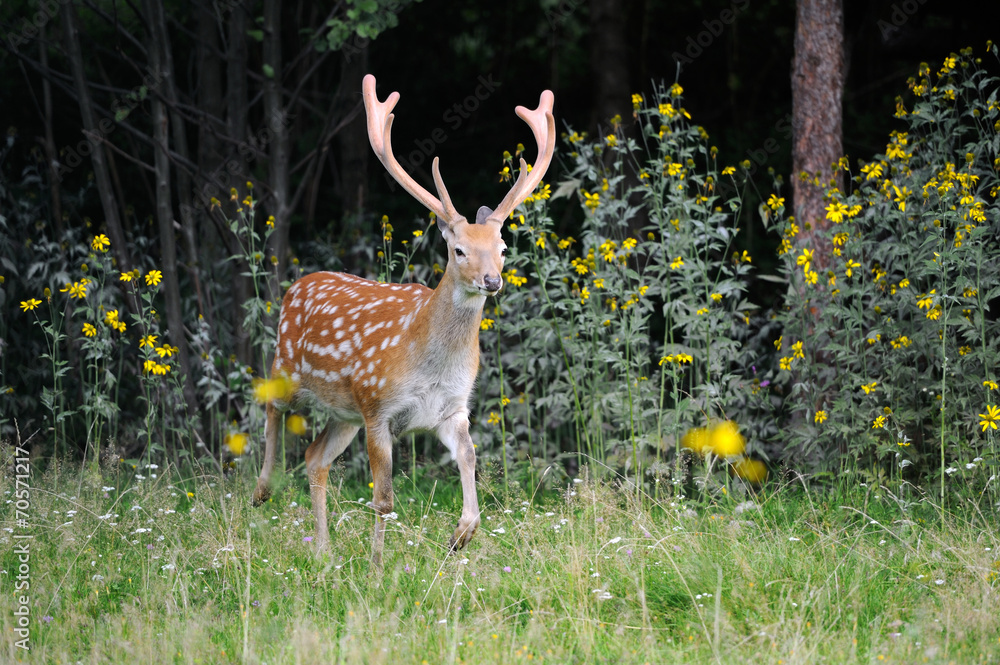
1, 456, 997, 663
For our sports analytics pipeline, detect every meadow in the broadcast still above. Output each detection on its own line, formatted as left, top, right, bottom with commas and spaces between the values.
3, 49, 1000, 663
1, 457, 998, 664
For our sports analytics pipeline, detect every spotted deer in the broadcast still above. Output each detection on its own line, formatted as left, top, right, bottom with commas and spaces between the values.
252, 74, 555, 565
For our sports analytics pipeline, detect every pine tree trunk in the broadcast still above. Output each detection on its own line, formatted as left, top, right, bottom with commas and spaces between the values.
791, 0, 845, 273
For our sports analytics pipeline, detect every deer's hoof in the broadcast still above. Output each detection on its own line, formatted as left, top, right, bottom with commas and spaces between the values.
251, 482, 271, 506
448, 517, 480, 552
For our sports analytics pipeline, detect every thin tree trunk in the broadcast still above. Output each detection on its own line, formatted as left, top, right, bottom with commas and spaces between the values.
38, 27, 63, 237
143, 0, 199, 422
226, 0, 254, 367
588, 0, 631, 127
263, 0, 291, 316
791, 0, 844, 272
61, 3, 134, 281
333, 49, 369, 231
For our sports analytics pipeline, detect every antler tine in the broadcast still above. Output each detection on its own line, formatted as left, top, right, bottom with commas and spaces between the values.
362, 74, 460, 223
487, 90, 556, 225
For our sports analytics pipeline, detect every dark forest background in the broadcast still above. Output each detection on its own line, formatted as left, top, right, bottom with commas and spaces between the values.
1, 0, 999, 452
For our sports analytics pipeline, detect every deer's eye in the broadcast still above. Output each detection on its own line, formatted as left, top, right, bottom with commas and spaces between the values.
500, 247, 508, 257
455, 247, 465, 257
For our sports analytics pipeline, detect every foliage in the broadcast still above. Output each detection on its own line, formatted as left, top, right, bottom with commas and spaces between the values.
471, 81, 763, 495
769, 47, 1000, 499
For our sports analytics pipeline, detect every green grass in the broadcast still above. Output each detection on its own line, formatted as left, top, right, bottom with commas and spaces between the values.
2, 458, 998, 664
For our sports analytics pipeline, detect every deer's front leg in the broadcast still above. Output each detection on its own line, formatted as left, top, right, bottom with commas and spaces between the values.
438, 413, 481, 551
366, 423, 394, 569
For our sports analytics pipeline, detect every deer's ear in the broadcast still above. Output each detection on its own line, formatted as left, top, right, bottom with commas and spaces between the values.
476, 206, 494, 225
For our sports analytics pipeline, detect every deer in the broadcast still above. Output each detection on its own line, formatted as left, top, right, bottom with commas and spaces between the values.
252, 74, 555, 566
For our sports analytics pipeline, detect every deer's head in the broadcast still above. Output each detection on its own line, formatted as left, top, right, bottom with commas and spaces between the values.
362, 75, 554, 299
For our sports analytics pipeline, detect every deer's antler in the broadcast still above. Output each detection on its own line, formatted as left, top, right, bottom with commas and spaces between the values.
363, 74, 463, 224
485, 90, 556, 225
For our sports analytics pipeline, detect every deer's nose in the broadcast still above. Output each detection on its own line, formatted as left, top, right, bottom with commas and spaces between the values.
484, 275, 502, 293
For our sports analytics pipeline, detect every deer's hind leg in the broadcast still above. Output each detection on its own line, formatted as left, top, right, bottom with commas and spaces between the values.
305, 419, 359, 552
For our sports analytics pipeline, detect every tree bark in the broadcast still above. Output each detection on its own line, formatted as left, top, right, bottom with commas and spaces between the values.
143, 0, 199, 422
225, 0, 254, 366
791, 0, 845, 272
333, 49, 370, 232
263, 0, 291, 311
61, 3, 134, 282
587, 0, 631, 127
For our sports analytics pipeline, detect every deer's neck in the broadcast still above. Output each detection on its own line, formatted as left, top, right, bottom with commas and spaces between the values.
417, 270, 485, 362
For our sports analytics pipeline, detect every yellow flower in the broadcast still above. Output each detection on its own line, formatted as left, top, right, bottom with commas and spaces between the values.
91, 234, 111, 252
872, 415, 886, 429
825, 201, 849, 223
139, 334, 158, 348
732, 458, 767, 483
814, 410, 828, 424
774, 335, 782, 351
155, 345, 177, 358
861, 381, 878, 395
286, 415, 307, 436
978, 404, 1000, 431
225, 432, 249, 456
710, 293, 722, 303
721, 166, 736, 176
61, 280, 88, 299
779, 357, 792, 371
709, 421, 745, 457
120, 271, 134, 282
767, 194, 785, 211
579, 287, 590, 303
20, 298, 42, 312
670, 256, 684, 270
605, 134, 618, 148
681, 427, 710, 455
984, 380, 998, 391
791, 340, 804, 360
252, 374, 297, 404
917, 290, 936, 309
487, 412, 501, 426
845, 260, 861, 278
82, 322, 97, 337
145, 269, 163, 286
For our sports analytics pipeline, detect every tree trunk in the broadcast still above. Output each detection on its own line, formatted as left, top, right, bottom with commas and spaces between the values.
225, 0, 254, 367
791, 0, 845, 272
587, 0, 631, 127
333, 49, 370, 232
38, 27, 63, 238
61, 3, 134, 282
143, 0, 199, 422
263, 0, 291, 314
